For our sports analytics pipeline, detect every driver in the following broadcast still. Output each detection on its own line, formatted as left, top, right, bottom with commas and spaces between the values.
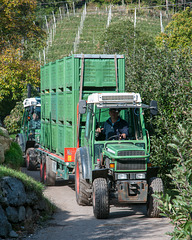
96, 108, 129, 140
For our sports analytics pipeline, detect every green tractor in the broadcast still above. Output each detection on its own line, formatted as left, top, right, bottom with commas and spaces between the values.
16, 97, 41, 170
76, 92, 163, 219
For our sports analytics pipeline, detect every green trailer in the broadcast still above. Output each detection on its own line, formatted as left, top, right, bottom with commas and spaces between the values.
38, 54, 125, 183
38, 54, 163, 219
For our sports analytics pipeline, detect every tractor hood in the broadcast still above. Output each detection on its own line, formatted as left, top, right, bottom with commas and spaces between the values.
103, 143, 147, 159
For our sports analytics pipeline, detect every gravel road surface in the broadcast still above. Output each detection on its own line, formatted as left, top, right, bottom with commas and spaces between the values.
22, 168, 174, 240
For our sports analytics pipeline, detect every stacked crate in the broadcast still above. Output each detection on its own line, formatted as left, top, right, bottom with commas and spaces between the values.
40, 54, 125, 157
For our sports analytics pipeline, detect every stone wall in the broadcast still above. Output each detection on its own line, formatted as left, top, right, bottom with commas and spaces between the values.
0, 176, 51, 238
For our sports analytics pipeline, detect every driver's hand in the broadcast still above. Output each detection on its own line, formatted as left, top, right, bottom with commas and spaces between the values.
119, 133, 126, 139
96, 128, 103, 133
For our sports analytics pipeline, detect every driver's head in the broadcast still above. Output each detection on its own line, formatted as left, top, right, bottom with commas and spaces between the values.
109, 109, 120, 120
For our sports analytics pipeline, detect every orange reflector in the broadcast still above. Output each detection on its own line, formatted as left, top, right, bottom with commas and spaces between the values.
110, 163, 115, 169
64, 148, 76, 162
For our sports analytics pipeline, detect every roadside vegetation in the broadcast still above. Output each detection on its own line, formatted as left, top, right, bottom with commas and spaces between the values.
0, 0, 192, 238
0, 165, 43, 196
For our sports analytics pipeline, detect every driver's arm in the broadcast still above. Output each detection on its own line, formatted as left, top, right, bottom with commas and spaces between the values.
119, 121, 129, 139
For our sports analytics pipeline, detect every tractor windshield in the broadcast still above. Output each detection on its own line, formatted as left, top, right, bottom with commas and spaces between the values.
95, 107, 143, 141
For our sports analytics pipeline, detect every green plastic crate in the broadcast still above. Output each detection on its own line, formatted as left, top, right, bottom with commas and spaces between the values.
57, 59, 65, 89
40, 66, 45, 92
44, 93, 51, 119
58, 92, 65, 122
58, 124, 64, 154
41, 93, 45, 119
51, 92, 57, 121
51, 62, 57, 90
44, 120, 51, 148
51, 122, 58, 152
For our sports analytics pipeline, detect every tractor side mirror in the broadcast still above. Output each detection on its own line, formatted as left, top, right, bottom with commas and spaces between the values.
150, 100, 158, 116
79, 100, 87, 114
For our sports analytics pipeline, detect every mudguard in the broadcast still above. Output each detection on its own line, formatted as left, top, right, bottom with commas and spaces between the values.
79, 147, 92, 180
16, 133, 25, 152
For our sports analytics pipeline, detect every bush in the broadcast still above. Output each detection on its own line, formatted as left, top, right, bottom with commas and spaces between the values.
156, 119, 192, 239
4, 101, 23, 134
4, 141, 24, 169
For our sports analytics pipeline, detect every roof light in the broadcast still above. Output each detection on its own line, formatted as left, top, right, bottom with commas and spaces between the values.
87, 93, 142, 105
23, 98, 41, 108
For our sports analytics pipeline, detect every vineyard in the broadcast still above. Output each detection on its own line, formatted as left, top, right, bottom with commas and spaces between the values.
40, 4, 172, 63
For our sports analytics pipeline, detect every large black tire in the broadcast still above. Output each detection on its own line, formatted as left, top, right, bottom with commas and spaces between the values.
92, 178, 109, 219
147, 177, 163, 218
75, 149, 91, 206
43, 156, 56, 186
26, 148, 37, 171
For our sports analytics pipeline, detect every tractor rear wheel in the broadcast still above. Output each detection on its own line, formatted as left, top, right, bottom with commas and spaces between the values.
75, 149, 91, 206
147, 177, 163, 217
26, 148, 37, 171
93, 178, 109, 219
44, 156, 56, 186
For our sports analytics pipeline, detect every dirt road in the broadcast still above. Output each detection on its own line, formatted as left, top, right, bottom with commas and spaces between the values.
23, 169, 173, 240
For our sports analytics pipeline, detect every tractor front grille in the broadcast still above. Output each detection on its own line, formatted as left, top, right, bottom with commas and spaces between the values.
116, 158, 146, 171
117, 150, 145, 156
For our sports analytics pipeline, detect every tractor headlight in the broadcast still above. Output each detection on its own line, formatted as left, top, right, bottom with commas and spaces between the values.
136, 173, 146, 179
117, 174, 127, 180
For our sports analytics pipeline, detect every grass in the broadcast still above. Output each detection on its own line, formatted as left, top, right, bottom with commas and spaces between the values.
4, 141, 24, 170
0, 165, 44, 196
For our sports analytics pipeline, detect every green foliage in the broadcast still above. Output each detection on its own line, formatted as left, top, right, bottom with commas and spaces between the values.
4, 141, 24, 170
156, 121, 192, 239
156, 8, 192, 49
0, 0, 45, 51
0, 0, 45, 121
126, 47, 192, 186
4, 101, 23, 134
0, 165, 44, 196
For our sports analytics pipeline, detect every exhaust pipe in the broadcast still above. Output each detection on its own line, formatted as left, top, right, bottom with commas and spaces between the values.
27, 84, 31, 98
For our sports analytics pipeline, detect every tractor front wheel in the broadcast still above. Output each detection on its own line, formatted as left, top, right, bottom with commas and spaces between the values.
92, 178, 109, 219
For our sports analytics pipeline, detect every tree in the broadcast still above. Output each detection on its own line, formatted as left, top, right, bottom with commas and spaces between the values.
0, 47, 40, 121
0, 0, 45, 52
0, 0, 45, 122
156, 7, 192, 49
0, 48, 40, 102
